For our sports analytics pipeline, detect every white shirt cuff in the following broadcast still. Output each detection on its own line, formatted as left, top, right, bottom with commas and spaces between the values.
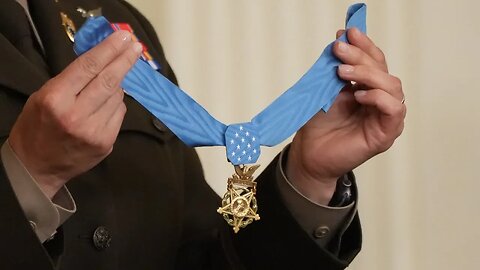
1, 140, 76, 243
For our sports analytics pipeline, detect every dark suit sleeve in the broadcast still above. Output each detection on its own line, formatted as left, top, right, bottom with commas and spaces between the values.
0, 81, 57, 269
231, 157, 361, 269
0, 138, 54, 269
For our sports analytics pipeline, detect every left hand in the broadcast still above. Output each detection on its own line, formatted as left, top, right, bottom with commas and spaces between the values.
286, 28, 406, 205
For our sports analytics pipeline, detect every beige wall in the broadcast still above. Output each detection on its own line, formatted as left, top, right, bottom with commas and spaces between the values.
127, 0, 480, 269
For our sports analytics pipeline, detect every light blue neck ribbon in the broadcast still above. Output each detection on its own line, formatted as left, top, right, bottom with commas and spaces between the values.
74, 3, 366, 166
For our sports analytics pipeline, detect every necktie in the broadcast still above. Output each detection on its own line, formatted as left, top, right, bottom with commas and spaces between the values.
73, 3, 367, 232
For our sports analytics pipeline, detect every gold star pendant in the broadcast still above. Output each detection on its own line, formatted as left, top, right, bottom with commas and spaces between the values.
217, 165, 261, 233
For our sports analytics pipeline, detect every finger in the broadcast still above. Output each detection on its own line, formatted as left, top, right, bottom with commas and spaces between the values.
338, 64, 403, 100
336, 29, 346, 39
354, 89, 405, 117
54, 30, 133, 96
88, 88, 125, 127
75, 42, 142, 115
102, 100, 127, 146
333, 41, 384, 71
347, 28, 387, 69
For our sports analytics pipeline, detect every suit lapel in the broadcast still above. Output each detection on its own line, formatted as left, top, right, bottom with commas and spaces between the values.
0, 0, 176, 142
28, 0, 77, 76
0, 1, 49, 96
0, 33, 49, 96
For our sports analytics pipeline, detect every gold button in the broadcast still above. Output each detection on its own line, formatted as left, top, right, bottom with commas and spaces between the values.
313, 226, 330, 239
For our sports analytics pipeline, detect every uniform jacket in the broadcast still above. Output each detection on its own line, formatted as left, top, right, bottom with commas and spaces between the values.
0, 0, 361, 269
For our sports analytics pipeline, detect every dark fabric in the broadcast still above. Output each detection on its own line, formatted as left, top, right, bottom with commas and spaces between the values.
0, 0, 361, 269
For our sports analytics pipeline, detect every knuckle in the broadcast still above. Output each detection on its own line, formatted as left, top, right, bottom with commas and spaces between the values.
397, 122, 405, 137
107, 40, 120, 55
359, 66, 374, 83
96, 140, 112, 154
105, 40, 122, 58
118, 102, 127, 117
79, 55, 100, 77
125, 50, 138, 67
58, 113, 80, 135
380, 140, 395, 153
392, 76, 403, 91
99, 72, 120, 91
374, 134, 395, 153
376, 47, 386, 61
120, 102, 127, 114
371, 135, 389, 154
40, 77, 58, 92
391, 103, 404, 116
114, 89, 125, 102
37, 91, 59, 112
83, 130, 110, 154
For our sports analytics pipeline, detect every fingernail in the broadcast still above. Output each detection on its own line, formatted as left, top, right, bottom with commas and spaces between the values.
350, 27, 359, 35
133, 42, 143, 53
120, 31, 131, 42
354, 90, 366, 97
339, 64, 354, 73
337, 41, 349, 53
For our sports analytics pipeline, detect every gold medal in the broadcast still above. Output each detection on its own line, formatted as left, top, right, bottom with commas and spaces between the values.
217, 165, 261, 233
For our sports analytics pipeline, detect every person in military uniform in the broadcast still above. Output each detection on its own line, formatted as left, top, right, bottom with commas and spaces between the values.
0, 0, 406, 269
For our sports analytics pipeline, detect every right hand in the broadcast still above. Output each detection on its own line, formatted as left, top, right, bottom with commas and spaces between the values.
9, 30, 143, 199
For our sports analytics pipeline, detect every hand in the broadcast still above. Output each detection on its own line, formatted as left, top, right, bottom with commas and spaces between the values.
9, 31, 143, 199
286, 28, 406, 205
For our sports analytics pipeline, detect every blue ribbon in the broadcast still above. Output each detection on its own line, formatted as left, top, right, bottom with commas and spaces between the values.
73, 3, 367, 165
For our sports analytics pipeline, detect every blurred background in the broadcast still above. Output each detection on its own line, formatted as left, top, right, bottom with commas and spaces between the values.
128, 0, 480, 269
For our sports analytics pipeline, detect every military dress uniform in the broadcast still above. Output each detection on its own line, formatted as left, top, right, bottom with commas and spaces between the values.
0, 0, 361, 269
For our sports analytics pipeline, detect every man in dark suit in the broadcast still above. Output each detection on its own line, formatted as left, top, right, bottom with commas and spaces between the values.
0, 0, 406, 269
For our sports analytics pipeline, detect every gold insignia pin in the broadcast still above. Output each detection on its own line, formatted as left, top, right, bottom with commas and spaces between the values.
60, 12, 76, 42
217, 165, 261, 233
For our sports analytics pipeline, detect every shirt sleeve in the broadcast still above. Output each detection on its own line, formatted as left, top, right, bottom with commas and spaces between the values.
1, 140, 76, 243
275, 145, 357, 249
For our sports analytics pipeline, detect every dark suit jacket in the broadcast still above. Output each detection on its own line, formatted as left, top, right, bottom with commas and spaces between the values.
0, 0, 361, 269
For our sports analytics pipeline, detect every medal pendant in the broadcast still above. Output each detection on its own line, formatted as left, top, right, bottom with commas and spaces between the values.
217, 165, 261, 233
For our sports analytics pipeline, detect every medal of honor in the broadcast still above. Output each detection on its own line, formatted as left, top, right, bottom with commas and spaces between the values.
217, 165, 261, 233
73, 4, 367, 233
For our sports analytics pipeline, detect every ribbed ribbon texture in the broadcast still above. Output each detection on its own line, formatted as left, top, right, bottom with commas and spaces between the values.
73, 3, 367, 165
